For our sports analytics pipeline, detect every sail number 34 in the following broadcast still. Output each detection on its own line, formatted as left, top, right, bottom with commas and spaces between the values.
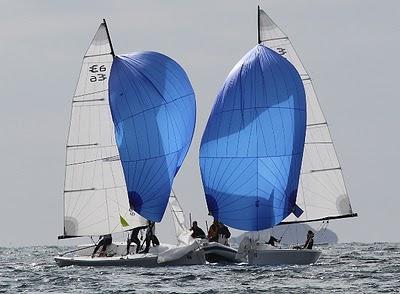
89, 64, 107, 82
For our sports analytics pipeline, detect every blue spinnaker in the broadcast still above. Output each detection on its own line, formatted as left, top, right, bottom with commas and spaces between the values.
199, 45, 306, 231
109, 52, 196, 222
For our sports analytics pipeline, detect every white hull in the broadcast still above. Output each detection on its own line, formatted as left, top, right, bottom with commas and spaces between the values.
55, 242, 205, 267
203, 242, 239, 263
55, 250, 205, 267
248, 248, 321, 265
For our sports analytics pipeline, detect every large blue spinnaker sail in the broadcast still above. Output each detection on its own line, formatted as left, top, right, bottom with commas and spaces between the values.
199, 45, 306, 231
109, 52, 196, 222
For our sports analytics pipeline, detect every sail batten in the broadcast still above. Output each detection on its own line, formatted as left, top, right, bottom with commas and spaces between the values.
64, 188, 96, 193
62, 22, 147, 238
85, 53, 113, 58
258, 8, 355, 224
73, 98, 105, 103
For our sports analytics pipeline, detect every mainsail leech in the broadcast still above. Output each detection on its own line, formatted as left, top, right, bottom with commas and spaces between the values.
258, 8, 357, 223
62, 21, 147, 238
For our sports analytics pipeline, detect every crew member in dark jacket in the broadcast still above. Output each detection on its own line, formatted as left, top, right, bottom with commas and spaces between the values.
303, 230, 314, 249
207, 220, 219, 242
191, 221, 206, 239
218, 222, 231, 245
92, 234, 112, 257
126, 225, 148, 254
218, 222, 231, 239
267, 236, 279, 247
141, 221, 160, 253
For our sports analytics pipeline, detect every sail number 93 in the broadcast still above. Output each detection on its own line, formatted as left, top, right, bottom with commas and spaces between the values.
89, 64, 107, 82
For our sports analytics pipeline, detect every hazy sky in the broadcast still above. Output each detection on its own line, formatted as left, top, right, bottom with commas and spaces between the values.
0, 0, 399, 246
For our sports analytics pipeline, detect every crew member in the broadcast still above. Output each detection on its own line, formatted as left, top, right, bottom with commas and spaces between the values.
191, 221, 206, 239
207, 219, 219, 242
92, 234, 112, 258
217, 222, 231, 245
303, 230, 314, 249
126, 225, 148, 254
267, 235, 279, 247
141, 221, 160, 253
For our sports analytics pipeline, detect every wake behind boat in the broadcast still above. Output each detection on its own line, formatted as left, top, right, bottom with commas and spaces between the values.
55, 19, 203, 267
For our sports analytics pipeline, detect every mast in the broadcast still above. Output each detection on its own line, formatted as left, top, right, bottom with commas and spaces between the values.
103, 18, 115, 57
257, 6, 261, 44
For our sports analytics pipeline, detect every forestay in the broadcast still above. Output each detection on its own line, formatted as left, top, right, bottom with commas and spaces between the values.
63, 22, 147, 238
200, 45, 307, 231
109, 52, 196, 223
259, 8, 355, 223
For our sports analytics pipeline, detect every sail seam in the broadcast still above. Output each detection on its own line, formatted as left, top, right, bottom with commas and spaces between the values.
260, 37, 289, 42
73, 98, 105, 103
84, 53, 111, 58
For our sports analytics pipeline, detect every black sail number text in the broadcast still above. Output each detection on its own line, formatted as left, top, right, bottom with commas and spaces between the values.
276, 47, 287, 56
89, 64, 107, 82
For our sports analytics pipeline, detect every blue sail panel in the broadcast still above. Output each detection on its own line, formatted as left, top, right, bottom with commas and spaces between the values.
199, 45, 306, 231
109, 52, 196, 222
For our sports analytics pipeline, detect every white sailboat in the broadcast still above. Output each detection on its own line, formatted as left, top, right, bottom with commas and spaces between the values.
259, 8, 357, 225
199, 7, 357, 266
242, 6, 358, 265
55, 20, 205, 267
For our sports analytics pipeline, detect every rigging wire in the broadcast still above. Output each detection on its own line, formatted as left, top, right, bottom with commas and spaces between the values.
279, 225, 290, 242
316, 221, 329, 242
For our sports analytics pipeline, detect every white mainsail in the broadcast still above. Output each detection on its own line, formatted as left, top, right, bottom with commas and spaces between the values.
258, 8, 356, 223
62, 21, 147, 237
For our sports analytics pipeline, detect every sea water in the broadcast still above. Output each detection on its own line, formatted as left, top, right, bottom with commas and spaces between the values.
0, 243, 399, 293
